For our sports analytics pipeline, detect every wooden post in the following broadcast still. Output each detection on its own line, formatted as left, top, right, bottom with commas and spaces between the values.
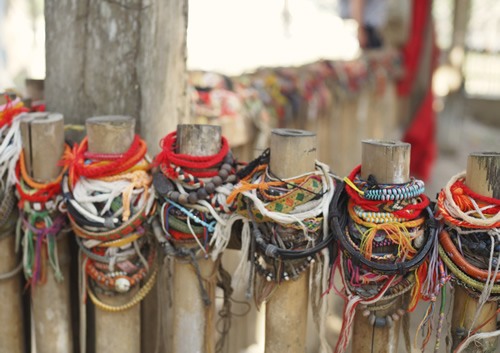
84, 116, 141, 353
170, 124, 221, 353
0, 94, 25, 353
44, 0, 188, 155
265, 128, 316, 353
0, 204, 24, 353
351, 140, 411, 353
450, 152, 500, 353
19, 112, 73, 353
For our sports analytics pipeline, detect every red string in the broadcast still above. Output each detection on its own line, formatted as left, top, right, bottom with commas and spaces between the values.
61, 135, 146, 185
154, 131, 229, 179
345, 165, 428, 220
1, 95, 29, 128
454, 180, 500, 214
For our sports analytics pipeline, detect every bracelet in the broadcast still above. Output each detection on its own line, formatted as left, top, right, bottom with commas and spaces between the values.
88, 267, 157, 312
439, 229, 500, 282
86, 245, 156, 293
439, 245, 500, 294
330, 182, 434, 275
69, 200, 150, 241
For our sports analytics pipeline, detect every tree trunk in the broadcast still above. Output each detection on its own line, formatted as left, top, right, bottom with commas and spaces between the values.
44, 0, 189, 154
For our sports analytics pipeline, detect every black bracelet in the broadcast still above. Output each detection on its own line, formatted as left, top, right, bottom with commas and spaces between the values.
329, 181, 436, 275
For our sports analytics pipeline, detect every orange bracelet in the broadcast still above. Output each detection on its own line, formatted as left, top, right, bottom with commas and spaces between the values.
439, 229, 500, 282
19, 145, 70, 189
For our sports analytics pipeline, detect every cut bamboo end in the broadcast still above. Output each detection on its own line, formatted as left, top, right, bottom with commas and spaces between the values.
86, 116, 135, 154
361, 140, 411, 184
20, 112, 65, 182
270, 129, 316, 179
466, 152, 500, 198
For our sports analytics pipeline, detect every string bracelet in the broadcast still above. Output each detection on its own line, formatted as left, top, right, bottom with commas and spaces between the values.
62, 134, 157, 311
225, 148, 334, 351
15, 146, 70, 286
436, 171, 500, 353
153, 130, 239, 256
330, 164, 440, 353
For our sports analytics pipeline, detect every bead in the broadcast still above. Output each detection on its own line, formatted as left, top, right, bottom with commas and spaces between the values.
169, 191, 180, 202
218, 168, 229, 180
188, 192, 198, 204
413, 235, 424, 249
362, 310, 371, 317
266, 273, 273, 282
115, 278, 131, 293
374, 317, 386, 327
283, 272, 290, 281
369, 314, 376, 326
178, 193, 189, 204
221, 163, 232, 172
197, 188, 209, 200
391, 313, 400, 321
223, 154, 233, 164
153, 172, 174, 196
205, 182, 215, 194
397, 308, 406, 316
46, 200, 55, 210
212, 176, 223, 186
226, 174, 237, 184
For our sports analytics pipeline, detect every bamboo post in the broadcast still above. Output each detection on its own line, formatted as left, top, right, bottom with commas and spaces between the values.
0, 220, 24, 353
0, 91, 25, 353
170, 124, 221, 353
264, 128, 316, 353
86, 116, 140, 353
351, 140, 411, 353
451, 152, 500, 353
19, 112, 73, 353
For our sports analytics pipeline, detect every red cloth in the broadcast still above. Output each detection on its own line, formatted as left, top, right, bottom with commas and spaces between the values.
397, 0, 437, 181
402, 90, 436, 181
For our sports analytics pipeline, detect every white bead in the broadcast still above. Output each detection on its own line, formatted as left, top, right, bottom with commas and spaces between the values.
46, 200, 55, 210
115, 277, 131, 293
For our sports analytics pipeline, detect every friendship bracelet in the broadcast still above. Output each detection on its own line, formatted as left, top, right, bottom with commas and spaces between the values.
330, 182, 435, 275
